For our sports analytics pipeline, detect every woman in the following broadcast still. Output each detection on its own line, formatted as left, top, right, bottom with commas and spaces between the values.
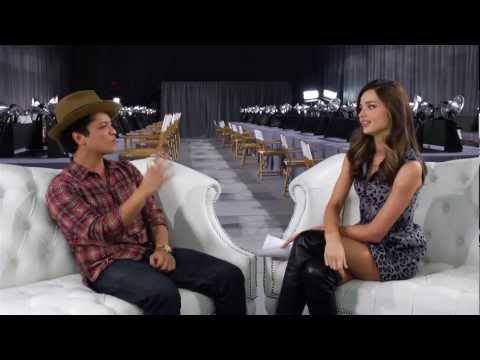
276, 79, 428, 315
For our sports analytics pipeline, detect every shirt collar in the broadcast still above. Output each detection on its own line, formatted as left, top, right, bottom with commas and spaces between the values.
67, 158, 119, 181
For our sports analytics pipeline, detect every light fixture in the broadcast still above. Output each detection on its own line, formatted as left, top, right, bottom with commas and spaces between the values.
280, 103, 292, 114
328, 98, 341, 112
31, 97, 41, 107
294, 103, 303, 114
419, 101, 434, 117
302, 104, 310, 115
438, 95, 465, 120
113, 97, 121, 104
323, 89, 337, 100
440, 95, 464, 119
48, 96, 58, 105
303, 90, 319, 102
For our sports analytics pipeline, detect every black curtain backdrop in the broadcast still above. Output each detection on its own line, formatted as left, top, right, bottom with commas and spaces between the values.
71, 46, 307, 107
0, 46, 72, 109
160, 81, 292, 137
319, 45, 479, 116
2, 45, 475, 122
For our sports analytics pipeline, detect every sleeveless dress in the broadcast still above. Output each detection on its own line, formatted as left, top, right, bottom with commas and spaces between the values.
353, 149, 427, 281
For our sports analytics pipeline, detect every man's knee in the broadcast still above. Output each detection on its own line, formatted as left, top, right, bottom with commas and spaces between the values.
225, 263, 245, 283
216, 262, 245, 289
143, 282, 181, 315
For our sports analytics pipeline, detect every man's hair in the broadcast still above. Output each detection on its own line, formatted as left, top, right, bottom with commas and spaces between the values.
58, 115, 95, 154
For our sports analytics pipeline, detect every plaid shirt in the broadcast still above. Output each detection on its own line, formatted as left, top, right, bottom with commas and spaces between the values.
46, 159, 167, 284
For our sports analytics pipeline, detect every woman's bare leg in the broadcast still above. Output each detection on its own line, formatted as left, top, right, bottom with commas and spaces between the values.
340, 237, 381, 282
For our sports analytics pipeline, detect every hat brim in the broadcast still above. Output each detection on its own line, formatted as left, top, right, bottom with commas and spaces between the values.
48, 100, 121, 142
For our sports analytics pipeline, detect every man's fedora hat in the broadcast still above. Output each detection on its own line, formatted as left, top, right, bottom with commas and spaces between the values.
48, 90, 121, 142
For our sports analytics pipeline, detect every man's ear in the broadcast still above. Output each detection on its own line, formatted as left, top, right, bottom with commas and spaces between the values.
72, 131, 87, 146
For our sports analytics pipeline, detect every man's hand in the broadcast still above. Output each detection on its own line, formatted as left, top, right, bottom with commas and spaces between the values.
154, 143, 173, 161
149, 249, 176, 272
139, 157, 171, 197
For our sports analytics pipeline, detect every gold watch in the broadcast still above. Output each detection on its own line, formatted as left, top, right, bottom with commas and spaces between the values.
157, 244, 172, 254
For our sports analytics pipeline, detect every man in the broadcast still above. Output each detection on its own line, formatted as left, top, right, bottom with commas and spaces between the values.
46, 90, 246, 315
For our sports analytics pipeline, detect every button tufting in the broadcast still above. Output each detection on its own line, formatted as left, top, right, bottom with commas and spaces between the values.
442, 202, 450, 213
460, 174, 469, 185
10, 257, 18, 267
24, 179, 36, 192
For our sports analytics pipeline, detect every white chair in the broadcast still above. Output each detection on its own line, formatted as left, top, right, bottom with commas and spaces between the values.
263, 154, 479, 315
0, 159, 257, 315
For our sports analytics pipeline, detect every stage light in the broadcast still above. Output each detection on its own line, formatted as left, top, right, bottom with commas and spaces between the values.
303, 90, 319, 102
113, 97, 121, 104
323, 89, 337, 99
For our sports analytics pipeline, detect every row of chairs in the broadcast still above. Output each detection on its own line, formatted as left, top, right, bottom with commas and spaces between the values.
214, 121, 321, 194
119, 113, 181, 161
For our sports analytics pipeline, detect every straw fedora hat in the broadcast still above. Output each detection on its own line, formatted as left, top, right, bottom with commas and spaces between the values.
48, 90, 121, 142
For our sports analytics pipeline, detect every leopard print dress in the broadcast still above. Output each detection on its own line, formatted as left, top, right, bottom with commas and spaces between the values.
353, 148, 427, 281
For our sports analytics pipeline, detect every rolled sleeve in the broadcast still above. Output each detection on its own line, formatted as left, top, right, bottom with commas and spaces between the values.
127, 161, 168, 229
145, 194, 167, 228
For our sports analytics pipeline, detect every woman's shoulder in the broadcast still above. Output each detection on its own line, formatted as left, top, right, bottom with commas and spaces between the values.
396, 150, 424, 186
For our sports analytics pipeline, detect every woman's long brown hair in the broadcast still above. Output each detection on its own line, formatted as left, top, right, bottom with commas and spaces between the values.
346, 79, 427, 185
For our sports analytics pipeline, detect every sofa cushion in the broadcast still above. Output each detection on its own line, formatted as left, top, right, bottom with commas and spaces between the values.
0, 164, 78, 290
268, 260, 478, 315
0, 274, 215, 315
336, 264, 478, 315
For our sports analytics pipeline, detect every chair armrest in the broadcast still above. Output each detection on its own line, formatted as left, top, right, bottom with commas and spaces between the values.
284, 153, 347, 240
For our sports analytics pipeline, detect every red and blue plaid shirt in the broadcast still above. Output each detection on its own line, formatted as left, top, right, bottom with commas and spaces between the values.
46, 159, 167, 284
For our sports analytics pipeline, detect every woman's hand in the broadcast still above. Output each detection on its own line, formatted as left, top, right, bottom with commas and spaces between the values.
324, 235, 348, 271
281, 232, 300, 248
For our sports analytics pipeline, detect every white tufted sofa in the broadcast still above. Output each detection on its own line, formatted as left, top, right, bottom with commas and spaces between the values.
0, 159, 257, 315
263, 154, 479, 315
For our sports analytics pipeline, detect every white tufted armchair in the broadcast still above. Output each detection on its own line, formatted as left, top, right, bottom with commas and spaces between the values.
263, 154, 479, 315
0, 159, 256, 315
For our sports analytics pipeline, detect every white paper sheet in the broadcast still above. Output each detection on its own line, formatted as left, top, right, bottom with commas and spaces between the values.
255, 234, 291, 259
